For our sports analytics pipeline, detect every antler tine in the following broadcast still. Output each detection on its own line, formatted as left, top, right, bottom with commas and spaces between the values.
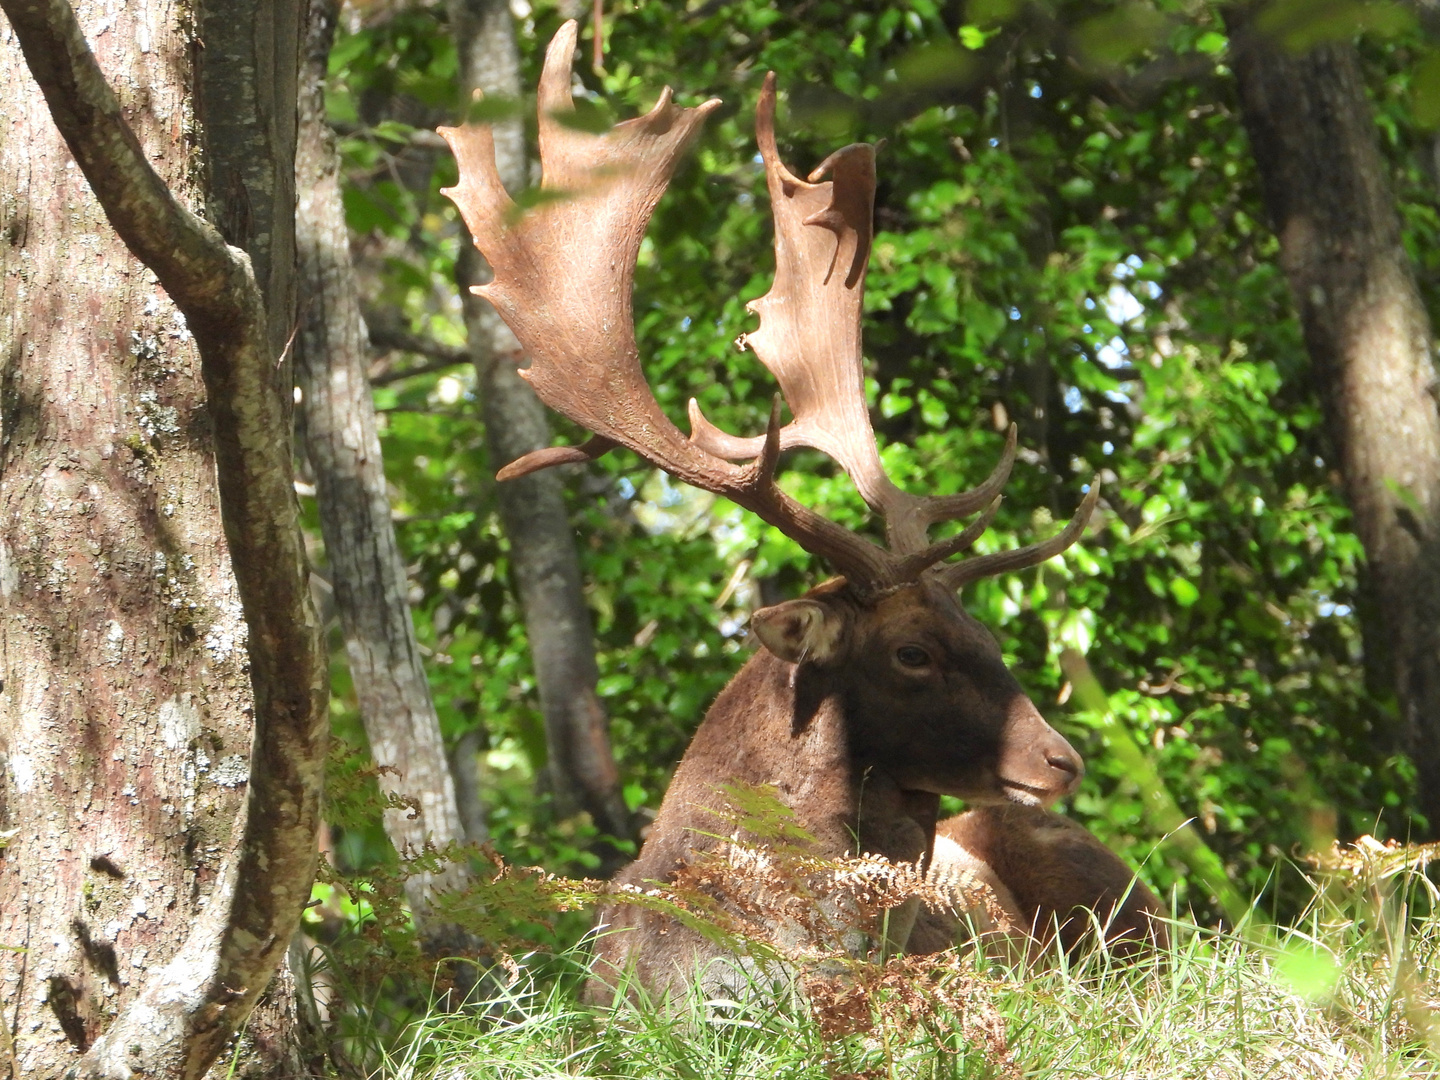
495, 436, 617, 482
879, 424, 1020, 573
934, 480, 1101, 593
441, 22, 898, 588
892, 495, 1003, 582
915, 424, 1018, 528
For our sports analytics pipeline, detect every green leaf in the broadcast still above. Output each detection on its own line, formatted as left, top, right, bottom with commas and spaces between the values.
958, 25, 993, 50
880, 392, 914, 418
596, 673, 635, 698
1194, 31, 1228, 56
1168, 577, 1200, 608
919, 391, 949, 429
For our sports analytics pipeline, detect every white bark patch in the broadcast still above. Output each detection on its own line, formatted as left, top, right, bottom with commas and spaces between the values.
10, 752, 35, 794
0, 539, 16, 598
209, 755, 249, 787
159, 695, 202, 822
157, 694, 198, 751
43, 557, 67, 593
136, 388, 179, 442
203, 594, 246, 662
103, 619, 125, 664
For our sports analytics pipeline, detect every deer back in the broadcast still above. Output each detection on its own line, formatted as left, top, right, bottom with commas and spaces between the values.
910, 805, 1168, 963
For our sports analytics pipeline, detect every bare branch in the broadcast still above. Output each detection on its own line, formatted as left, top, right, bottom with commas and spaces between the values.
368, 320, 472, 366
367, 320, 472, 384
370, 354, 473, 386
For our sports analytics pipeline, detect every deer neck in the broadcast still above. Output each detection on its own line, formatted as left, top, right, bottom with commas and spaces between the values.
640, 649, 937, 876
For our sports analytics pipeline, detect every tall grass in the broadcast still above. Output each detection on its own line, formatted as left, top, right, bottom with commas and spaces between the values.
343, 843, 1438, 1080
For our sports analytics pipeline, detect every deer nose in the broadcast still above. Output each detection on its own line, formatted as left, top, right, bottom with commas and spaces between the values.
1047, 747, 1082, 784
1000, 697, 1086, 805
1043, 737, 1084, 793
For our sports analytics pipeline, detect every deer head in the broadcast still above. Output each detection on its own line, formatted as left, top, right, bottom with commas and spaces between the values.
439, 21, 1096, 810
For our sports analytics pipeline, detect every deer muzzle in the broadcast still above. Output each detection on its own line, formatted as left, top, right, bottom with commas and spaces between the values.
995, 697, 1085, 807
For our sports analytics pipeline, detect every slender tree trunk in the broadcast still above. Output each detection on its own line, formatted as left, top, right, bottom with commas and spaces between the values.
0, 0, 326, 1072
1230, 22, 1440, 833
295, 0, 473, 923
448, 727, 490, 844
448, 0, 633, 866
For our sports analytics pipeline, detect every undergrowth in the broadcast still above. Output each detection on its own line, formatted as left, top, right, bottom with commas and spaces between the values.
383, 906, 1440, 1080
298, 810, 1440, 1080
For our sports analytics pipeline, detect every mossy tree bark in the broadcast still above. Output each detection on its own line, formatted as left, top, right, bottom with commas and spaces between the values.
1231, 20, 1440, 833
0, 0, 325, 1073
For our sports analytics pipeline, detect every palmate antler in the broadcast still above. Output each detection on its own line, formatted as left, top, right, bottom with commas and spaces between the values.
439, 20, 1097, 594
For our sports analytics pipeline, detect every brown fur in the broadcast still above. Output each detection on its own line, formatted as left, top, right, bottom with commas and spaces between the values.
584, 578, 1084, 1003
907, 804, 1168, 962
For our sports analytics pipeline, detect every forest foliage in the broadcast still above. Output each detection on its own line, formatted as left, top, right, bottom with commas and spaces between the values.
310, 0, 1440, 939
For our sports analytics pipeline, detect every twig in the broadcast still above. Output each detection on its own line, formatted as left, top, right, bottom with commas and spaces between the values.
370, 356, 471, 386
367, 322, 470, 378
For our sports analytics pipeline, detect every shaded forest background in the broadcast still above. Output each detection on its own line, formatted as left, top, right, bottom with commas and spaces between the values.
312, 0, 1439, 933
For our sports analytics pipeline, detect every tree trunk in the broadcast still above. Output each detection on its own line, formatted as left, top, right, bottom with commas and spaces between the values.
448, 0, 633, 866
196, 0, 301, 366
1230, 22, 1440, 833
295, 0, 472, 922
0, 0, 326, 1072
0, 9, 254, 1061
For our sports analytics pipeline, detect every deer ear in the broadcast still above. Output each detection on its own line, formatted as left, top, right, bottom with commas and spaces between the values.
750, 599, 847, 665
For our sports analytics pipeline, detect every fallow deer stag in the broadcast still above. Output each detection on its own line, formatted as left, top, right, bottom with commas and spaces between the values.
441, 21, 1100, 1003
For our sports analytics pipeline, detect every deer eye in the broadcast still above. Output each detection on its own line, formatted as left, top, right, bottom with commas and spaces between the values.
895, 645, 931, 669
